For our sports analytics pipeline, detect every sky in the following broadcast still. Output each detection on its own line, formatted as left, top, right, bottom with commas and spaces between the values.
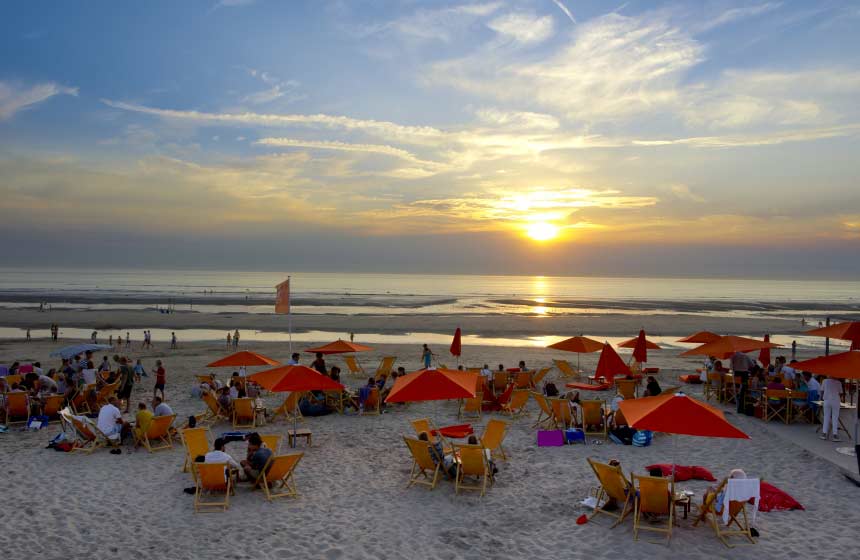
1, 0, 859, 278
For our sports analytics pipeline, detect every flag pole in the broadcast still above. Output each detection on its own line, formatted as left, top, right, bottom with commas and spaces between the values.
288, 275, 292, 355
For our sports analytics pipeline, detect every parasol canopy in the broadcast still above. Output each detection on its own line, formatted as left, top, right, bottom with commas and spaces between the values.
303, 340, 374, 355
791, 350, 860, 380
207, 351, 281, 368
547, 335, 603, 353
680, 335, 781, 360
619, 392, 749, 439
384, 368, 477, 403
677, 331, 722, 344
248, 365, 344, 392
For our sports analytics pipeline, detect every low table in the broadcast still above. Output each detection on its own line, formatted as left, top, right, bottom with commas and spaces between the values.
673, 493, 693, 520
287, 428, 312, 447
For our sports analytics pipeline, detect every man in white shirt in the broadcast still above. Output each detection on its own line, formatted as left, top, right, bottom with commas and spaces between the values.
81, 365, 97, 386
96, 397, 129, 440
152, 396, 174, 417
820, 377, 844, 442
204, 438, 240, 470
730, 351, 754, 413
480, 364, 493, 384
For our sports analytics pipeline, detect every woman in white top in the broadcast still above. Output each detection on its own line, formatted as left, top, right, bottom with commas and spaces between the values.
81, 363, 98, 385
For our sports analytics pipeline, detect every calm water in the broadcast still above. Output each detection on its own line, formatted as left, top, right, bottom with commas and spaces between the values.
0, 268, 859, 319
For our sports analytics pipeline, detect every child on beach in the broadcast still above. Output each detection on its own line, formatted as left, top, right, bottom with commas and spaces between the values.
153, 360, 166, 400
421, 344, 433, 368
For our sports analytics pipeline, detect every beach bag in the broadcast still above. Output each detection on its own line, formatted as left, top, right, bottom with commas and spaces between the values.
632, 430, 653, 447
537, 430, 565, 447
28, 415, 49, 431
565, 428, 585, 444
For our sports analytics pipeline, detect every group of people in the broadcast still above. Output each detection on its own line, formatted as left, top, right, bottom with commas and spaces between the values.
226, 329, 241, 350
193, 432, 271, 484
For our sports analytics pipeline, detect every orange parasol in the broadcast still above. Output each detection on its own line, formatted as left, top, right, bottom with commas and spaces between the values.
805, 321, 860, 351
791, 350, 860, 380
619, 392, 749, 439
618, 334, 661, 351
595, 343, 630, 384
632, 329, 650, 363
677, 331, 722, 344
547, 335, 603, 353
304, 340, 374, 355
758, 334, 772, 366
385, 368, 477, 403
207, 351, 281, 368
450, 327, 462, 357
680, 335, 781, 360
248, 365, 345, 392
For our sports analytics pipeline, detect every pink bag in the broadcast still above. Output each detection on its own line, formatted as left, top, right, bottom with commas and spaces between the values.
537, 430, 565, 447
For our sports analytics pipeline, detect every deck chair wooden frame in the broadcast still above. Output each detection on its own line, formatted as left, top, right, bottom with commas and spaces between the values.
704, 372, 723, 402
180, 427, 212, 472
513, 371, 532, 389
501, 389, 530, 417
454, 444, 490, 497
194, 462, 233, 512
4, 392, 30, 426
200, 391, 230, 426
549, 397, 574, 429
256, 453, 303, 500
343, 355, 365, 376
492, 371, 509, 393
375, 357, 396, 378
531, 392, 555, 428
632, 474, 674, 544
62, 410, 104, 454
764, 389, 791, 423
693, 478, 757, 548
788, 392, 813, 423
587, 458, 634, 527
480, 418, 509, 461
403, 436, 442, 490
580, 400, 608, 440
232, 397, 256, 428
42, 394, 66, 419
459, 392, 483, 419
361, 387, 381, 415
410, 418, 453, 454
260, 433, 283, 454
136, 414, 176, 453
553, 359, 579, 379
95, 381, 120, 408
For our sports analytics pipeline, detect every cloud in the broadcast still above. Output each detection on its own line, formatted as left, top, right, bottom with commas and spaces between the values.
474, 108, 560, 130
241, 69, 304, 105
661, 184, 705, 203
550, 0, 577, 24
427, 12, 704, 121
487, 12, 555, 44
632, 123, 860, 148
0, 81, 78, 120
699, 2, 782, 32
360, 2, 502, 43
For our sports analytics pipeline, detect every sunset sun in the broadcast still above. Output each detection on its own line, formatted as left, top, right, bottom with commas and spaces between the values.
526, 222, 560, 242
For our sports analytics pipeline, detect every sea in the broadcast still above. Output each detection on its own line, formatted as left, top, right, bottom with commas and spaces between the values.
1, 268, 858, 348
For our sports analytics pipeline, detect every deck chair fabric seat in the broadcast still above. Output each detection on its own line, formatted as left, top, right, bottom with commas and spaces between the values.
256, 453, 303, 500
403, 436, 443, 490
587, 458, 634, 527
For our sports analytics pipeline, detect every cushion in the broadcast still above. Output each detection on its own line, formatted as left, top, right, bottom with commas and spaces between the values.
646, 464, 693, 481
759, 482, 804, 512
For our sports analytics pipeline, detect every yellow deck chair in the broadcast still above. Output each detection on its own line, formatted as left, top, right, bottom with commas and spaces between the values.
375, 356, 396, 377
531, 392, 555, 428
260, 433, 283, 454
531, 367, 550, 388
196, 374, 217, 385
194, 462, 232, 513
411, 418, 453, 454
43, 394, 66, 419
553, 359, 579, 379
180, 427, 212, 472
454, 444, 490, 497
257, 453, 303, 500
693, 478, 758, 548
764, 389, 791, 423
704, 372, 723, 402
4, 392, 30, 426
492, 371, 509, 392
632, 474, 674, 544
61, 410, 103, 454
514, 371, 532, 389
581, 400, 608, 440
70, 388, 90, 415
615, 379, 637, 399
3, 374, 22, 387
271, 392, 304, 423
200, 391, 229, 425
403, 436, 442, 490
549, 397, 574, 429
501, 389, 530, 417
587, 458, 635, 527
135, 414, 176, 453
95, 381, 119, 408
232, 397, 256, 428
480, 418, 509, 461
459, 391, 483, 419
789, 391, 814, 423
343, 355, 365, 376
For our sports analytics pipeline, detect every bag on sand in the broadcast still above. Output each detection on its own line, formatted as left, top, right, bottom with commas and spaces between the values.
632, 430, 653, 447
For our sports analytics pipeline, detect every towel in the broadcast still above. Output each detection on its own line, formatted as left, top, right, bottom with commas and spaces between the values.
722, 478, 760, 525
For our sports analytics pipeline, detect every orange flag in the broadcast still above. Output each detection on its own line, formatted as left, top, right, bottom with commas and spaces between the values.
275, 277, 290, 314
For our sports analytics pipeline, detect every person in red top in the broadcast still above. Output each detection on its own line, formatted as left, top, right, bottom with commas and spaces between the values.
153, 360, 166, 400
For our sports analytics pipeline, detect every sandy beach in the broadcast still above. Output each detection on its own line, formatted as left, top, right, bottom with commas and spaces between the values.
2, 335, 858, 560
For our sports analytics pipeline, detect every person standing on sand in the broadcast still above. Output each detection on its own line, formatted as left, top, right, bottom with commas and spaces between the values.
117, 357, 134, 413
25, 328, 31, 342
233, 329, 240, 349
422, 344, 433, 369
126, 332, 131, 348
153, 360, 166, 400
730, 351, 754, 414
820, 376, 843, 442
791, 340, 797, 361
91, 330, 98, 343
170, 332, 178, 349
226, 332, 232, 349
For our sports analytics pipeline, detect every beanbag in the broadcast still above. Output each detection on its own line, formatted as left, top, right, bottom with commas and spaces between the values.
759, 482, 804, 512
691, 466, 717, 481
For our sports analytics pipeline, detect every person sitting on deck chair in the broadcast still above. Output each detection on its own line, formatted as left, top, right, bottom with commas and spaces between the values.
240, 433, 272, 482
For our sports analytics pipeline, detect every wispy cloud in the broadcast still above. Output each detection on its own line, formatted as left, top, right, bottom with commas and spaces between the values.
0, 81, 78, 120
241, 69, 304, 105
359, 2, 502, 43
699, 2, 782, 32
487, 12, 555, 44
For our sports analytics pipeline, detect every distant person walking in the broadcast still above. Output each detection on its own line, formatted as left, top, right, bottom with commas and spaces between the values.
126, 332, 131, 348
153, 360, 166, 400
170, 332, 178, 349
349, 332, 354, 343
422, 344, 433, 369
233, 329, 240, 349
791, 340, 797, 361
91, 330, 98, 343
226, 332, 232, 349
25, 328, 31, 342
